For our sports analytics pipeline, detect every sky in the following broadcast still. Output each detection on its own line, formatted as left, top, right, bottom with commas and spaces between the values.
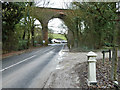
34, 0, 73, 9
34, 0, 72, 34
48, 18, 68, 34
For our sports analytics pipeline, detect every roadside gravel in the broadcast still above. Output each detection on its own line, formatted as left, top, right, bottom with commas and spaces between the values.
44, 47, 120, 88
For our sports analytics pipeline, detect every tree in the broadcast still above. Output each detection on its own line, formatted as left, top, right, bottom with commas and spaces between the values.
22, 2, 37, 48
65, 2, 117, 51
2, 2, 25, 53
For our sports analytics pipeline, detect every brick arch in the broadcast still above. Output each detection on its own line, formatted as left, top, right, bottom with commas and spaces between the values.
30, 7, 73, 45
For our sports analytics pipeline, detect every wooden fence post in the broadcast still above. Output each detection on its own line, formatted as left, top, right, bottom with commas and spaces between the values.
111, 45, 118, 81
109, 49, 111, 61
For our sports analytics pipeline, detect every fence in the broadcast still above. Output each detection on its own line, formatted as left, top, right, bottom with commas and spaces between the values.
101, 46, 119, 88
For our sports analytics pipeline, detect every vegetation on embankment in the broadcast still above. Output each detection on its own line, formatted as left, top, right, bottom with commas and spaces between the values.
2, 2, 43, 54
52, 34, 66, 40
64, 2, 120, 51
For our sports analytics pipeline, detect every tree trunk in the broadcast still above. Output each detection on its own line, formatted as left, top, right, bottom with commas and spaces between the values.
31, 26, 35, 46
27, 29, 30, 49
22, 29, 26, 40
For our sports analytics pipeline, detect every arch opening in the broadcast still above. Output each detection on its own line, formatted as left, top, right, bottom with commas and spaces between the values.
48, 18, 68, 43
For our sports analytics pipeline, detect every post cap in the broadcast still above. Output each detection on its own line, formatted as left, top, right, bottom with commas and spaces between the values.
87, 51, 97, 57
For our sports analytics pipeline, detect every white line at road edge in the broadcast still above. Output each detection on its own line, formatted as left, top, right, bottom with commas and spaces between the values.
1, 55, 37, 72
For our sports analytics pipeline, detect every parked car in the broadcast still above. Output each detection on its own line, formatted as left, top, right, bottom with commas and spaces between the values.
61, 40, 67, 43
51, 39, 67, 43
51, 39, 61, 43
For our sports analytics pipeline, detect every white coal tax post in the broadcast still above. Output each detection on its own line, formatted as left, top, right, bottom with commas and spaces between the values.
87, 51, 97, 86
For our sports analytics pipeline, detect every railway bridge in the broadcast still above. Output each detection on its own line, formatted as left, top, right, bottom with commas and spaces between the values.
30, 7, 74, 45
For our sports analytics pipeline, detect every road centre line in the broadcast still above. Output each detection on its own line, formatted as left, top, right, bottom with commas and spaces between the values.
1, 47, 55, 72
34, 47, 54, 54
34, 51, 40, 53
1, 55, 37, 72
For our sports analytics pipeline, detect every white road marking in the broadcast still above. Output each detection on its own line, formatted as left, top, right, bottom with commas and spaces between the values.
34, 51, 40, 53
34, 47, 54, 54
1, 47, 55, 72
1, 55, 37, 72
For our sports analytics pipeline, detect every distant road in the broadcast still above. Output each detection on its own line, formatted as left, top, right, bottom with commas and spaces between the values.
2, 44, 64, 88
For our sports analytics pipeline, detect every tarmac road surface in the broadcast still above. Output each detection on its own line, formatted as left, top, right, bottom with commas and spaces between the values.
1, 44, 64, 88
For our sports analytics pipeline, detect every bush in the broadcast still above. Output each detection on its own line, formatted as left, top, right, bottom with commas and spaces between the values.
18, 40, 28, 50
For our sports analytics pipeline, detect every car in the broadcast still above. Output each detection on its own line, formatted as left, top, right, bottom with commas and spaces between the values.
61, 40, 67, 43
51, 39, 61, 43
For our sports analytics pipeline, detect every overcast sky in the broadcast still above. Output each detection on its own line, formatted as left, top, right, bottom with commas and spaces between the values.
34, 0, 73, 9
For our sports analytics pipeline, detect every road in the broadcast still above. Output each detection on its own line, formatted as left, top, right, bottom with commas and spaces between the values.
2, 44, 64, 88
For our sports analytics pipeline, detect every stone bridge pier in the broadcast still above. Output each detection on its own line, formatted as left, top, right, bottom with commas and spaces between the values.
41, 21, 48, 45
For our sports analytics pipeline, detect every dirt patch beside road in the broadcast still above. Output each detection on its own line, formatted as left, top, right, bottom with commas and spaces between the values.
44, 52, 88, 88
44, 50, 120, 88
